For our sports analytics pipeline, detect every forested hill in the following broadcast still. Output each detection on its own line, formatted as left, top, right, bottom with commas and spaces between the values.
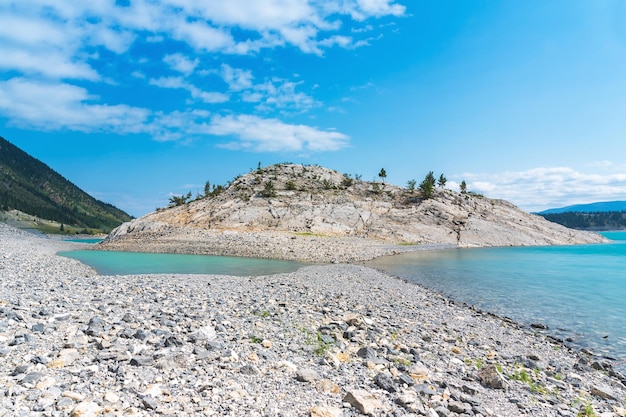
539, 211, 626, 231
0, 136, 132, 232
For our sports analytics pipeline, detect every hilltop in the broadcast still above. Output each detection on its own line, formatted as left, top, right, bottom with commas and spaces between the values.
100, 163, 605, 262
0, 136, 132, 233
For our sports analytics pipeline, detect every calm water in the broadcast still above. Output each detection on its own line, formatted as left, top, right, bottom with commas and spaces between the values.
59, 250, 308, 276
366, 231, 626, 363
64, 238, 104, 244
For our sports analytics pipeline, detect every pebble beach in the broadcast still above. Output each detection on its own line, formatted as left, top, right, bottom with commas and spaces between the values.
1, 223, 625, 417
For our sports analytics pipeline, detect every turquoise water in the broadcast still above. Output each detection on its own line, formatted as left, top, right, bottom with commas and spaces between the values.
59, 250, 308, 276
65, 238, 104, 244
366, 231, 626, 363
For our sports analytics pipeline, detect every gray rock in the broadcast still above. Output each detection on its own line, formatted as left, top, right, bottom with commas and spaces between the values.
31, 323, 45, 333
434, 405, 451, 417
357, 346, 378, 360
239, 364, 259, 375
20, 372, 44, 386
296, 368, 320, 383
397, 373, 415, 387
130, 356, 154, 366
447, 400, 472, 414
590, 384, 621, 401
478, 365, 507, 390
142, 395, 158, 410
374, 372, 397, 393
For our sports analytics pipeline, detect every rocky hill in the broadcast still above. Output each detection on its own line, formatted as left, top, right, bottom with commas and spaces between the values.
100, 163, 606, 262
0, 136, 132, 232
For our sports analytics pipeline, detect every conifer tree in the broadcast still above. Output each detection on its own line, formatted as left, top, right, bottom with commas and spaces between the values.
378, 168, 387, 184
438, 174, 447, 188
419, 171, 436, 199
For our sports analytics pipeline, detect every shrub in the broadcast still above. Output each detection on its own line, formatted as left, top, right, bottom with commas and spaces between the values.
260, 181, 276, 198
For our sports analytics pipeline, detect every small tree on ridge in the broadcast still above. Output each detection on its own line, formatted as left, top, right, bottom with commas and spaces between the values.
419, 171, 436, 199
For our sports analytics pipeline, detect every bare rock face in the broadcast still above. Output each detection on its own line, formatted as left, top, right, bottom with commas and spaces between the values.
101, 164, 606, 261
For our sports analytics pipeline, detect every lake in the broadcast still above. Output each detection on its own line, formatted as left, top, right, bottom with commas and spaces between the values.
60, 231, 626, 365
366, 231, 626, 366
59, 250, 309, 276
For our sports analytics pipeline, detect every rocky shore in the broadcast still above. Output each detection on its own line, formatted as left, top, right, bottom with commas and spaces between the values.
98, 228, 445, 263
2, 223, 625, 416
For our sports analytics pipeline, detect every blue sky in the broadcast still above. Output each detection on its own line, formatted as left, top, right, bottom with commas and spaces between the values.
1, 1, 625, 217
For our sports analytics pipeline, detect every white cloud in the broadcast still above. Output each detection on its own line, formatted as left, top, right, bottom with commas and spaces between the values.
252, 79, 320, 111
208, 114, 349, 152
463, 167, 626, 212
0, 0, 407, 81
325, 0, 406, 21
0, 47, 100, 80
170, 19, 236, 52
0, 1, 399, 154
0, 78, 349, 152
221, 64, 254, 91
163, 53, 199, 75
149, 77, 230, 103
0, 78, 149, 133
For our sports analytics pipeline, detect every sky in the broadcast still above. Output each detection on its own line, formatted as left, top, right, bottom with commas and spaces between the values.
1, 0, 626, 218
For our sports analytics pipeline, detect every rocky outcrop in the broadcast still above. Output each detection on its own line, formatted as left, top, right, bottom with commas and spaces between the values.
100, 163, 606, 261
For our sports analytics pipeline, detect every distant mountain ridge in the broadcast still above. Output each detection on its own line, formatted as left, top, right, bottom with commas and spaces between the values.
0, 136, 132, 232
538, 201, 626, 214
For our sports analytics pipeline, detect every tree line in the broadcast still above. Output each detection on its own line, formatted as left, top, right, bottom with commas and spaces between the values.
169, 168, 473, 207
539, 211, 626, 231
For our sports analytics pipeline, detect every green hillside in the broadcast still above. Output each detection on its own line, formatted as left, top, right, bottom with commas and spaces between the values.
539, 211, 626, 231
0, 136, 132, 232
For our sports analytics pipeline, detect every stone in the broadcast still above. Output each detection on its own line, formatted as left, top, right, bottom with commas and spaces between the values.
448, 400, 472, 414
397, 373, 415, 386
130, 356, 154, 366
63, 391, 86, 401
70, 401, 102, 417
240, 364, 259, 375
408, 362, 430, 381
296, 368, 321, 383
343, 389, 382, 415
344, 314, 366, 328
434, 405, 451, 417
104, 391, 120, 403
142, 395, 159, 410
20, 372, 44, 386
35, 377, 56, 390
50, 348, 79, 368
478, 365, 507, 390
85, 317, 105, 336
395, 391, 423, 413
591, 385, 621, 402
415, 384, 438, 396
374, 372, 397, 393
317, 379, 340, 394
194, 325, 217, 341
357, 346, 377, 360
310, 406, 343, 417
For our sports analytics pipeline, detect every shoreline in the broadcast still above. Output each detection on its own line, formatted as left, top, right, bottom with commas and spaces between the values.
95, 229, 444, 263
2, 223, 626, 416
